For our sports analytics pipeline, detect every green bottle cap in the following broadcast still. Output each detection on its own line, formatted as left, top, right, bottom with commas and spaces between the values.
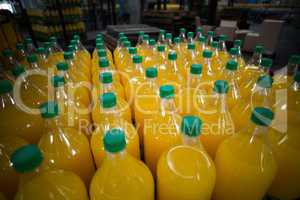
100, 72, 113, 84
166, 33, 172, 40
234, 39, 242, 47
25, 38, 33, 44
37, 47, 45, 54
100, 92, 116, 108
99, 58, 109, 68
230, 48, 238, 56
196, 27, 203, 33
139, 31, 144, 36
251, 107, 274, 126
118, 32, 125, 38
289, 55, 300, 65
181, 115, 202, 137
254, 45, 264, 54
157, 45, 165, 52
98, 49, 107, 57
199, 36, 206, 43
187, 43, 195, 50
49, 36, 56, 43
39, 101, 59, 118
56, 62, 69, 71
44, 41, 51, 49
16, 43, 24, 51
159, 29, 165, 34
160, 85, 174, 99
173, 37, 180, 44
51, 76, 65, 88
213, 80, 229, 94
211, 41, 219, 48
64, 51, 74, 60
123, 41, 131, 48
190, 64, 202, 75
187, 32, 194, 38
120, 36, 127, 43
149, 39, 156, 46
73, 34, 80, 40
11, 65, 26, 77
260, 58, 272, 68
11, 144, 43, 173
0, 80, 13, 94
219, 34, 227, 41
203, 50, 212, 58
70, 39, 78, 46
146, 67, 158, 78
168, 52, 177, 60
133, 55, 142, 64
257, 75, 273, 88
143, 34, 149, 41
96, 43, 105, 50
128, 47, 137, 55
3, 48, 13, 57
103, 128, 126, 153
294, 72, 300, 83
68, 45, 76, 52
226, 60, 238, 71
96, 38, 103, 44
180, 28, 186, 33
27, 54, 38, 63
207, 31, 214, 36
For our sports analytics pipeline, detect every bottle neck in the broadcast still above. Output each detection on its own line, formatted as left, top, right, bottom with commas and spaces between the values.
187, 38, 194, 43
106, 150, 127, 160
235, 46, 242, 57
217, 93, 228, 113
158, 34, 165, 43
160, 97, 176, 115
250, 125, 269, 144
189, 49, 196, 59
204, 58, 213, 75
180, 33, 186, 42
213, 48, 219, 56
169, 60, 179, 73
251, 52, 262, 67
29, 62, 39, 69
146, 77, 158, 90
0, 92, 15, 109
66, 58, 75, 68
101, 83, 115, 94
287, 63, 298, 76
182, 135, 202, 148
220, 41, 226, 51
134, 63, 144, 75
38, 53, 48, 61
207, 36, 213, 45
254, 85, 272, 107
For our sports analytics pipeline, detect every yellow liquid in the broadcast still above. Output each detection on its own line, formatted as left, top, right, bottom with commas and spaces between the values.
90, 121, 140, 168
0, 192, 6, 200
38, 126, 95, 186
144, 112, 182, 175
268, 117, 300, 200
213, 129, 277, 200
15, 170, 89, 200
90, 151, 154, 200
48, 52, 64, 67
157, 145, 216, 200
239, 65, 262, 98
0, 136, 28, 200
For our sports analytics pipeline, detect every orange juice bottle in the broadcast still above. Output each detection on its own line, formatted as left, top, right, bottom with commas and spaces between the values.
143, 39, 157, 68
232, 74, 274, 133
38, 101, 95, 185
179, 28, 187, 44
69, 39, 91, 69
56, 62, 90, 107
196, 36, 207, 59
91, 92, 139, 167
165, 33, 173, 50
116, 40, 131, 69
11, 144, 89, 200
183, 43, 200, 79
49, 36, 63, 52
219, 60, 242, 109
240, 58, 272, 99
94, 57, 120, 85
233, 39, 246, 68
36, 47, 52, 69
0, 136, 28, 200
206, 31, 214, 47
119, 46, 137, 73
92, 48, 116, 75
157, 115, 216, 200
114, 36, 127, 64
213, 107, 277, 200
44, 41, 63, 66
135, 31, 144, 48
201, 50, 216, 82
210, 41, 223, 72
134, 67, 160, 144
144, 85, 182, 175
157, 29, 166, 44
162, 52, 184, 92
156, 45, 167, 76
51, 75, 91, 134
94, 42, 113, 63
90, 129, 154, 200
195, 27, 203, 41
64, 50, 90, 81
73, 35, 91, 62
187, 31, 195, 43
0, 80, 44, 143
218, 34, 229, 65
200, 80, 235, 159
15, 43, 27, 63
24, 37, 36, 55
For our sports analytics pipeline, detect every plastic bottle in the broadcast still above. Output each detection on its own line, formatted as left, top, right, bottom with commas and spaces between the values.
232, 75, 274, 133
172, 37, 185, 65
0, 80, 44, 143
11, 144, 89, 200
210, 41, 223, 72
213, 107, 277, 200
157, 29, 166, 44
138, 34, 149, 57
187, 31, 194, 43
73, 35, 91, 62
183, 43, 200, 79
201, 50, 216, 82
15, 43, 27, 63
38, 101, 95, 186
156, 45, 167, 76
194, 27, 203, 41
56, 62, 90, 107
44, 41, 63, 67
144, 85, 182, 175
65, 50, 90, 81
233, 39, 246, 68
200, 80, 235, 159
196, 36, 206, 59
206, 31, 214, 47
94, 58, 120, 86
49, 36, 63, 52
157, 116, 216, 200
91, 92, 139, 167
116, 40, 131, 69
268, 72, 300, 200
24, 37, 36, 55
90, 129, 154, 200
179, 28, 187, 44
143, 39, 158, 68
165, 33, 173, 50
51, 75, 91, 134
0, 136, 28, 200
114, 35, 127, 64
92, 48, 115, 76
218, 34, 229, 65
36, 47, 52, 69
134, 67, 160, 144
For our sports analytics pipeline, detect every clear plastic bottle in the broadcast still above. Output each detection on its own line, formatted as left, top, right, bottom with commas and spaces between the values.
165, 33, 173, 50
213, 107, 277, 200
24, 37, 36, 55
11, 144, 89, 200
157, 115, 216, 200
90, 129, 154, 200
194, 27, 203, 41
179, 28, 187, 43
201, 49, 216, 82
218, 34, 229, 65
91, 92, 139, 167
233, 39, 246, 69
187, 31, 194, 43
144, 85, 182, 175
36, 47, 52, 69
156, 45, 167, 76
206, 31, 214, 47
200, 80, 235, 159
183, 43, 200, 79
65, 50, 90, 81
38, 101, 95, 186
15, 43, 27, 64
196, 36, 207, 59
157, 29, 166, 44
